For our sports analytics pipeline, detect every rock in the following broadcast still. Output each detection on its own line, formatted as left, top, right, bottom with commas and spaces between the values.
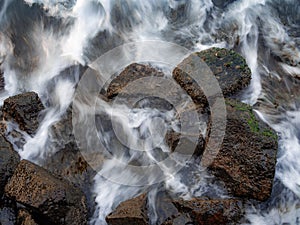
171, 198, 244, 225
106, 194, 148, 225
206, 99, 278, 201
107, 192, 244, 225
4, 160, 88, 225
0, 196, 17, 225
44, 108, 96, 214
0, 134, 20, 196
106, 63, 164, 99
3, 92, 45, 135
17, 209, 38, 225
172, 48, 251, 106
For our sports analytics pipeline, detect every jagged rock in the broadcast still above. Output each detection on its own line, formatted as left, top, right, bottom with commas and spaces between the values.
172, 48, 251, 106
106, 194, 148, 225
2, 92, 45, 135
206, 99, 278, 201
106, 63, 164, 99
0, 134, 20, 196
43, 107, 96, 215
4, 160, 88, 225
0, 196, 17, 225
17, 209, 38, 225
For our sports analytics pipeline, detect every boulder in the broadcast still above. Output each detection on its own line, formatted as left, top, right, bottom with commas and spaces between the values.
17, 209, 38, 225
2, 92, 45, 135
106, 63, 164, 99
4, 160, 88, 225
106, 194, 148, 225
206, 99, 278, 201
172, 48, 251, 106
0, 134, 20, 196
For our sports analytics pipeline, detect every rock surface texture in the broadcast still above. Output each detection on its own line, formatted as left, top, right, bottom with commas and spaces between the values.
5, 160, 88, 225
207, 99, 278, 201
3, 92, 45, 135
0, 134, 20, 196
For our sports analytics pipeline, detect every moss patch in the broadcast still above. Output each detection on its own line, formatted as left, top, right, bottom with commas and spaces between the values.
226, 99, 277, 140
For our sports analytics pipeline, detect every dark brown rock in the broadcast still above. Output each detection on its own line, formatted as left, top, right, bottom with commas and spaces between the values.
4, 160, 88, 225
172, 48, 251, 106
106, 194, 148, 225
106, 63, 164, 99
0, 134, 20, 196
17, 209, 38, 225
107, 191, 244, 225
171, 198, 244, 225
44, 107, 96, 214
3, 92, 45, 135
206, 99, 278, 201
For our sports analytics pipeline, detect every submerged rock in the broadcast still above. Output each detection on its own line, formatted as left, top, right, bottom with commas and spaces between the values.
106, 194, 148, 225
0, 134, 20, 196
173, 48, 251, 106
206, 99, 278, 201
4, 160, 88, 225
2, 92, 45, 135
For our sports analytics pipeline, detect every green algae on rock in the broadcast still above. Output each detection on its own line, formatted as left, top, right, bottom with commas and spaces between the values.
173, 47, 251, 106
207, 99, 278, 201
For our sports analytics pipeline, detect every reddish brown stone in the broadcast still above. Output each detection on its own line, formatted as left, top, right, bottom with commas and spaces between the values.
5, 160, 87, 225
207, 99, 278, 201
3, 92, 44, 135
106, 194, 148, 225
106, 63, 164, 99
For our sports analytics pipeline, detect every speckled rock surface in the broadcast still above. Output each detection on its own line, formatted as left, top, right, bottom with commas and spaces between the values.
2, 92, 44, 135
206, 99, 278, 201
5, 160, 88, 225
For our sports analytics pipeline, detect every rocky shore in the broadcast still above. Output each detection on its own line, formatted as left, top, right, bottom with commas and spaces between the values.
0, 48, 278, 225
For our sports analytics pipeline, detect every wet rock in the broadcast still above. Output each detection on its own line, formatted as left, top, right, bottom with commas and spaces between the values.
44, 108, 96, 214
206, 99, 278, 201
4, 160, 88, 225
171, 198, 244, 225
108, 192, 244, 225
106, 194, 148, 225
17, 209, 38, 225
0, 196, 17, 225
0, 134, 20, 196
173, 48, 251, 106
106, 63, 164, 99
3, 92, 45, 135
